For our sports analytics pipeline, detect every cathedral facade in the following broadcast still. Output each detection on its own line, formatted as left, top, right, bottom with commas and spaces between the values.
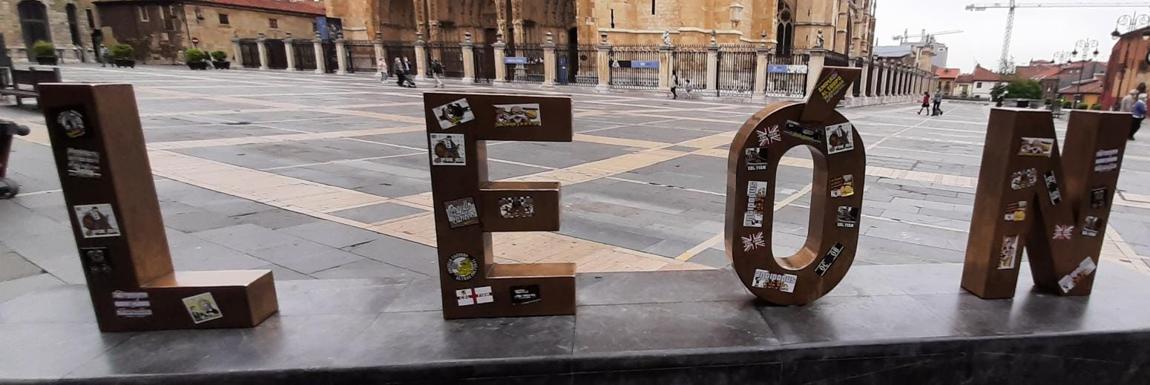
326, 0, 875, 57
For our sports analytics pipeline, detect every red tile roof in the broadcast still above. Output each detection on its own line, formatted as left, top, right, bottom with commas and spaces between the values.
1058, 77, 1104, 95
1015, 65, 1062, 80
955, 74, 974, 83
202, 0, 324, 16
934, 67, 960, 79
971, 65, 1002, 82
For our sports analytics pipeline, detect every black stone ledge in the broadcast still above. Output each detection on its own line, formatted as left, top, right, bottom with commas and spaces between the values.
3, 262, 1150, 385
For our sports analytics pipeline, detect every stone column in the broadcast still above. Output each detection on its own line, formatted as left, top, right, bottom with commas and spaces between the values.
706, 42, 719, 92
877, 63, 887, 98
751, 46, 769, 102
414, 33, 427, 81
858, 61, 870, 98
335, 38, 348, 75
460, 33, 476, 83
542, 33, 557, 88
256, 35, 269, 70
493, 38, 508, 86
658, 44, 673, 92
870, 63, 881, 97
313, 35, 326, 74
596, 34, 611, 92
231, 38, 243, 68
283, 38, 297, 71
806, 49, 827, 98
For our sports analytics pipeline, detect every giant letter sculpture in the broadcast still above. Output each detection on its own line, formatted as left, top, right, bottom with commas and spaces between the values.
39, 84, 279, 332
725, 67, 864, 305
962, 109, 1129, 298
424, 93, 576, 319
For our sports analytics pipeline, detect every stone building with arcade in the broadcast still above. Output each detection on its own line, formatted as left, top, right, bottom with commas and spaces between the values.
1, 0, 98, 63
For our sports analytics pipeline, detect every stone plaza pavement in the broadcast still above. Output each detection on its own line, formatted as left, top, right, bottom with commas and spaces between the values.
2, 64, 1150, 300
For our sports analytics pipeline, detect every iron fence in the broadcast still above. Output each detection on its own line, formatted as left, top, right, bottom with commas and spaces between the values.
345, 40, 376, 73
383, 41, 415, 76
238, 39, 258, 68
265, 39, 287, 70
553, 45, 598, 86
504, 43, 545, 83
425, 42, 464, 78
715, 45, 757, 96
609, 45, 659, 90
852, 58, 865, 97
672, 45, 709, 92
474, 44, 494, 83
763, 53, 808, 98
292, 40, 316, 71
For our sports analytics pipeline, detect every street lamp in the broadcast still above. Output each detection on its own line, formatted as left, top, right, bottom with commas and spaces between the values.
1112, 12, 1150, 40
1071, 38, 1099, 108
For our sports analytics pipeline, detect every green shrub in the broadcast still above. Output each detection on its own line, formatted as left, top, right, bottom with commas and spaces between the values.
185, 48, 208, 64
210, 50, 227, 61
31, 40, 56, 58
1090, 103, 1102, 110
110, 44, 134, 59
1061, 101, 1072, 108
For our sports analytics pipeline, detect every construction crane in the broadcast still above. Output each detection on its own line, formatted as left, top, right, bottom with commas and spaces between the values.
967, 1, 1149, 72
893, 29, 964, 44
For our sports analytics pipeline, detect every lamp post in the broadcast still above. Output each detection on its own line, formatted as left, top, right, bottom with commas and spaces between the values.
1111, 12, 1150, 40
1071, 38, 1099, 108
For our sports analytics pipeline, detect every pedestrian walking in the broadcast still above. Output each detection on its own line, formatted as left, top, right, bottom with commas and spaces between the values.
393, 57, 409, 88
377, 56, 389, 82
1120, 89, 1138, 112
403, 57, 412, 74
99, 45, 109, 67
917, 91, 930, 115
931, 91, 944, 116
1131, 93, 1146, 141
431, 59, 445, 88
670, 70, 680, 99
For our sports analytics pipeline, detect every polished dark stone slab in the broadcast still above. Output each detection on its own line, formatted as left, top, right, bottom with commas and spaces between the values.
2, 262, 1150, 384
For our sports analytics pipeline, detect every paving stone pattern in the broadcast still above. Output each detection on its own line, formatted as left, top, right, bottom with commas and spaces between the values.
1, 64, 1149, 299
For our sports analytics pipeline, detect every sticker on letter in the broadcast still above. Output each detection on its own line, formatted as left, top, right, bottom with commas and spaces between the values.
432, 98, 475, 129
1058, 258, 1097, 293
999, 235, 1019, 270
73, 204, 121, 238
824, 123, 855, 155
494, 103, 542, 127
429, 133, 466, 166
182, 292, 223, 324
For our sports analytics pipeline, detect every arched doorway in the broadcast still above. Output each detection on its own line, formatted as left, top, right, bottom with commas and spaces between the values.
67, 3, 85, 61
18, 0, 51, 58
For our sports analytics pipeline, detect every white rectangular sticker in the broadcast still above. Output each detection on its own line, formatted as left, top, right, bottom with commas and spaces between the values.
432, 98, 475, 129
73, 204, 121, 238
494, 103, 542, 127
182, 292, 223, 324
1058, 257, 1098, 293
456, 286, 494, 306
429, 133, 466, 166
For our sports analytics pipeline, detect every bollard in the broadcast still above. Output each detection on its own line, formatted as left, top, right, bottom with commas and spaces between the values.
0, 120, 31, 198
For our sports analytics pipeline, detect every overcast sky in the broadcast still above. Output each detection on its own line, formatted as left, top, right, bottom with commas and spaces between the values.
872, 0, 1149, 73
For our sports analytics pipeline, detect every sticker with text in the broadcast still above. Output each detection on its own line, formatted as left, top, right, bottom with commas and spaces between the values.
744, 181, 768, 228
835, 206, 859, 228
1094, 148, 1119, 172
814, 243, 845, 277
456, 286, 494, 306
1058, 257, 1097, 293
1081, 216, 1102, 237
745, 147, 769, 171
429, 133, 466, 166
66, 148, 101, 179
1044, 170, 1061, 205
782, 120, 824, 144
1018, 137, 1054, 157
447, 253, 479, 281
1003, 201, 1027, 222
741, 232, 766, 252
816, 71, 847, 102
998, 235, 1019, 270
494, 103, 542, 127
751, 269, 797, 293
112, 291, 152, 318
444, 197, 479, 228
510, 285, 541, 305
432, 98, 475, 129
1009, 168, 1038, 190
830, 174, 855, 198
73, 204, 121, 238
182, 292, 223, 324
499, 196, 535, 219
825, 123, 855, 155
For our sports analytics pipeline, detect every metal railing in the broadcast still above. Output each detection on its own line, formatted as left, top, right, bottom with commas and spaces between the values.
265, 39, 287, 70
715, 45, 757, 96
382, 41, 415, 75
292, 40, 316, 71
345, 40, 376, 73
238, 39, 258, 68
503, 43, 545, 83
554, 45, 598, 86
425, 42, 464, 78
609, 45, 660, 89
672, 45, 709, 91
763, 53, 808, 98
474, 44, 494, 83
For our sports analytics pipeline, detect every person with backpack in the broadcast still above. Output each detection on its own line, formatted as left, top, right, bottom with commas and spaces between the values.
1132, 93, 1146, 141
917, 92, 930, 115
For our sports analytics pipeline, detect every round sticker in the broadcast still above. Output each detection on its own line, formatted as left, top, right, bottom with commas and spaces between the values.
57, 110, 86, 138
447, 253, 478, 281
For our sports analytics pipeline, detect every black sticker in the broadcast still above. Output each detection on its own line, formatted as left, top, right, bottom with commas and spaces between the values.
835, 206, 859, 228
782, 120, 824, 144
52, 106, 90, 139
80, 247, 113, 275
510, 285, 541, 305
1090, 187, 1107, 209
1044, 171, 1061, 205
814, 243, 845, 277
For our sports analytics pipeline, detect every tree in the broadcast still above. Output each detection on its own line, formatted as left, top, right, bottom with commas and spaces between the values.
1004, 79, 1043, 100
990, 83, 1008, 101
